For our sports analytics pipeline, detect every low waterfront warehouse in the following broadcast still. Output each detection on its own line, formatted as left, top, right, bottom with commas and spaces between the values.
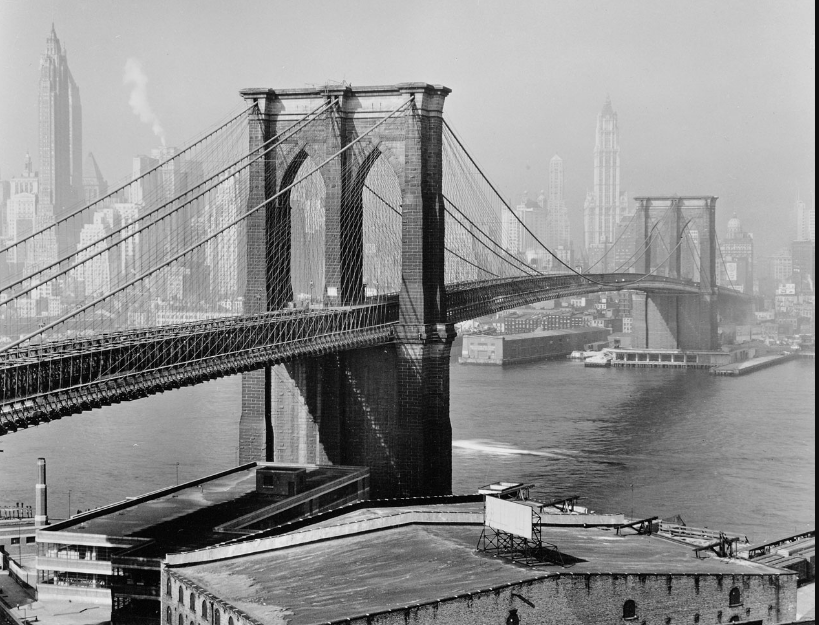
459, 327, 610, 365
35, 462, 369, 624
162, 498, 797, 625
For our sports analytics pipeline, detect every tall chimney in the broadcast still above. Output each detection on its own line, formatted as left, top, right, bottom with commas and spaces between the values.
35, 458, 48, 527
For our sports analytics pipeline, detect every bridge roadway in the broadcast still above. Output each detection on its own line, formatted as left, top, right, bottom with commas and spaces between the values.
0, 273, 750, 434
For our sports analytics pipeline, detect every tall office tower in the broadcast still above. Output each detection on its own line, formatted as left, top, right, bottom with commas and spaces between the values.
503, 192, 542, 266
4, 154, 40, 267
39, 25, 83, 216
545, 155, 572, 268
795, 192, 815, 242
83, 152, 108, 204
37, 25, 81, 269
0, 172, 9, 241
719, 213, 754, 294
75, 212, 113, 298
204, 178, 241, 300
583, 97, 629, 270
791, 240, 815, 294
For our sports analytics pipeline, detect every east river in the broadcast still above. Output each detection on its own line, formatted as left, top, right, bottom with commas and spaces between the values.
0, 357, 813, 544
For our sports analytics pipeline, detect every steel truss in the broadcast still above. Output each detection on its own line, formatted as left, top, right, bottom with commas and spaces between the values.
476, 519, 569, 567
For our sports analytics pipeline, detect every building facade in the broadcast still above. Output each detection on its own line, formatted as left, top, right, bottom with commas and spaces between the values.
791, 239, 815, 295
545, 155, 572, 269
795, 192, 815, 243
583, 97, 631, 271
36, 462, 369, 624
39, 25, 83, 219
719, 212, 754, 294
161, 499, 797, 625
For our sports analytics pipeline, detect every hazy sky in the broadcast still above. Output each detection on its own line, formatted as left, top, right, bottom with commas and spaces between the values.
1, 0, 814, 255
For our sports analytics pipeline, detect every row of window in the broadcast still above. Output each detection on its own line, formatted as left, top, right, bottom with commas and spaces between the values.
165, 580, 744, 622
168, 579, 238, 625
7, 536, 36, 545
622, 587, 743, 619
167, 605, 237, 625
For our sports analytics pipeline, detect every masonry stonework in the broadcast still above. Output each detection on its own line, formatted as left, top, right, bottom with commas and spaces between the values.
162, 568, 797, 625
236, 84, 454, 497
633, 196, 719, 350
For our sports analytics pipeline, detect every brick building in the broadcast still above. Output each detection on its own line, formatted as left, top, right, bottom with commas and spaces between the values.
161, 499, 797, 625
36, 462, 368, 623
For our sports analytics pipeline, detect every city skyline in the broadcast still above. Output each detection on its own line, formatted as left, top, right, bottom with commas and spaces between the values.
0, 1, 814, 258
0, 14, 813, 621
1, 20, 813, 302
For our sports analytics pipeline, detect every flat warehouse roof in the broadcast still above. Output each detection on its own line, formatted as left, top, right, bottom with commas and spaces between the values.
178, 511, 789, 625
39, 464, 365, 557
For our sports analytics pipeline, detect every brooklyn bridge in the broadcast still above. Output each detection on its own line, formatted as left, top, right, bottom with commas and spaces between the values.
0, 83, 753, 497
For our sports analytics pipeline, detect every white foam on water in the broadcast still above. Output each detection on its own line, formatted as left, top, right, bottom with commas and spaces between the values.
452, 439, 578, 459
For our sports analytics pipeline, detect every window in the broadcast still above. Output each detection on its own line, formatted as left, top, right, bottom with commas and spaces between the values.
201, 601, 208, 619
227, 617, 233, 625
729, 587, 742, 607
167, 578, 172, 597
623, 599, 637, 619
10, 537, 20, 545
189, 593, 196, 613
214, 610, 220, 625
166, 607, 172, 624
178, 615, 183, 625
26, 536, 36, 544
178, 586, 184, 604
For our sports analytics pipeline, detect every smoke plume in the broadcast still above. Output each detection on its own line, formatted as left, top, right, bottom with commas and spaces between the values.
123, 57, 166, 146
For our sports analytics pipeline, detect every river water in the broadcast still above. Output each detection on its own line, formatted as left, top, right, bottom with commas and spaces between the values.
0, 358, 813, 544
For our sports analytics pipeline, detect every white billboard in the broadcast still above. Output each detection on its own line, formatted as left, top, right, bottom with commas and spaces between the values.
485, 496, 533, 540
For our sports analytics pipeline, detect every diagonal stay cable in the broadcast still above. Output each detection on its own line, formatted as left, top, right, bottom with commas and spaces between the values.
0, 103, 256, 256
441, 195, 538, 277
362, 183, 500, 279
2, 99, 336, 301
715, 233, 737, 292
612, 204, 677, 274
442, 118, 611, 286
0, 98, 414, 354
445, 246, 500, 278
586, 207, 639, 272
615, 220, 695, 288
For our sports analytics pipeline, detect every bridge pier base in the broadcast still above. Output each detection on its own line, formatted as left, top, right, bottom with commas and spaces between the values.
239, 367, 272, 462
237, 325, 455, 498
394, 324, 456, 497
632, 292, 718, 351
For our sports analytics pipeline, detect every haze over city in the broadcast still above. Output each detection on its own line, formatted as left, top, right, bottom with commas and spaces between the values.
0, 0, 814, 256
0, 2, 815, 623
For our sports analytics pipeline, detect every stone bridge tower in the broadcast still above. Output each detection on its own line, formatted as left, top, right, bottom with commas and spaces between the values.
631, 196, 719, 350
237, 84, 454, 497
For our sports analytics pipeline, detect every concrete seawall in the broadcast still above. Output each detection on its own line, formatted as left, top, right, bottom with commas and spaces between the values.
711, 352, 797, 376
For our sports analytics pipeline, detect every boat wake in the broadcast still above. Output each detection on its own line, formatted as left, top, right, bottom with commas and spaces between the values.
452, 439, 578, 459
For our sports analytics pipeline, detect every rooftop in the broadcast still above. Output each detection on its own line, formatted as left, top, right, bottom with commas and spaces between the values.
177, 502, 789, 625
39, 463, 365, 558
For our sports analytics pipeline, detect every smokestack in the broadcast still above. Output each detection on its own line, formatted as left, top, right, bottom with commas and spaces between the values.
35, 458, 48, 527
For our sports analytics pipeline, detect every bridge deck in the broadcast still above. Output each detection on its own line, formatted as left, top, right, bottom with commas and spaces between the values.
0, 274, 752, 435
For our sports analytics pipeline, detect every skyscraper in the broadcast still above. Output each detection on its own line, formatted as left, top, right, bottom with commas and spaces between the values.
39, 25, 83, 216
719, 212, 754, 294
795, 192, 815, 242
584, 97, 629, 269
35, 25, 82, 270
545, 155, 571, 267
